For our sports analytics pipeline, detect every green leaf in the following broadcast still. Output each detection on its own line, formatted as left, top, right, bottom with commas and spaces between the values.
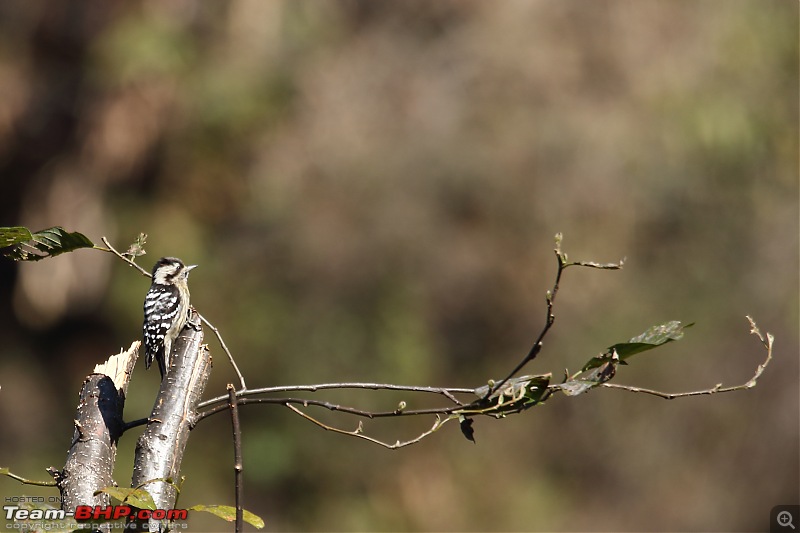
471, 374, 552, 414
582, 321, 694, 371
556, 353, 620, 396
0, 227, 31, 247
188, 504, 265, 529
555, 379, 596, 396
562, 321, 694, 395
0, 226, 94, 261
94, 487, 156, 510
611, 320, 694, 358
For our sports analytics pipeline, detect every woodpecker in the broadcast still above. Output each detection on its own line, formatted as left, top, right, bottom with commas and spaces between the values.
142, 257, 197, 378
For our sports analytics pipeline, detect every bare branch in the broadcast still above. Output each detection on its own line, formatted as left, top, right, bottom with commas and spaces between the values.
197, 382, 473, 410
98, 236, 151, 277
227, 385, 244, 533
191, 314, 773, 450
194, 395, 466, 425
1, 468, 57, 487
488, 234, 624, 397
285, 403, 451, 449
198, 313, 247, 390
566, 259, 625, 269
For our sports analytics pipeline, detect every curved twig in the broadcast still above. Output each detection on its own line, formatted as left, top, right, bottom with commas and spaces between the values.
198, 313, 247, 390
285, 403, 451, 449
600, 316, 773, 399
98, 236, 151, 277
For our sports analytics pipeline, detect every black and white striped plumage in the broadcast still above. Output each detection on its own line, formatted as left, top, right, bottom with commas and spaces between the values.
143, 257, 197, 378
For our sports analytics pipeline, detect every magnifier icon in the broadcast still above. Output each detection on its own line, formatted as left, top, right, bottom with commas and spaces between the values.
778, 510, 796, 530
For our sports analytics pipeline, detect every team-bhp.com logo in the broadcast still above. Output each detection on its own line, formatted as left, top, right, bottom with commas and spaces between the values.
75, 505, 188, 521
5, 504, 188, 522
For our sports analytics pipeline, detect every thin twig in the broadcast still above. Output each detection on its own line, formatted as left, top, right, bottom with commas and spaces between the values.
487, 237, 563, 396
1, 469, 57, 487
198, 313, 247, 390
227, 385, 244, 533
194, 395, 466, 424
568, 259, 626, 270
98, 237, 151, 277
488, 236, 624, 398
197, 382, 474, 410
284, 403, 450, 449
601, 382, 729, 399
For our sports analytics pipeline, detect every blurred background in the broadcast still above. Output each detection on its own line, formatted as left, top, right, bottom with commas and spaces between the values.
0, 1, 797, 531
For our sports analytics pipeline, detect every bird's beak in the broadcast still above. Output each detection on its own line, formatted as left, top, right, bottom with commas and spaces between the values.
186, 264, 198, 274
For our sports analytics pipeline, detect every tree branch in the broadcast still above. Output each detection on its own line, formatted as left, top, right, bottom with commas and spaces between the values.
285, 404, 450, 449
600, 315, 773, 399
192, 315, 773, 449
1, 469, 57, 487
198, 313, 247, 390
227, 385, 244, 533
96, 234, 773, 453
130, 312, 211, 531
51, 342, 138, 526
487, 233, 624, 398
98, 236, 151, 278
197, 382, 473, 410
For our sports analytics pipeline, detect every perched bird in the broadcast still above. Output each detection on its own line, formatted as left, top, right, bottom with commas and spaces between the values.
142, 257, 197, 378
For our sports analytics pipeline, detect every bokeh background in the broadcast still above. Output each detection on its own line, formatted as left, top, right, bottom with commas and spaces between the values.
0, 1, 797, 531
